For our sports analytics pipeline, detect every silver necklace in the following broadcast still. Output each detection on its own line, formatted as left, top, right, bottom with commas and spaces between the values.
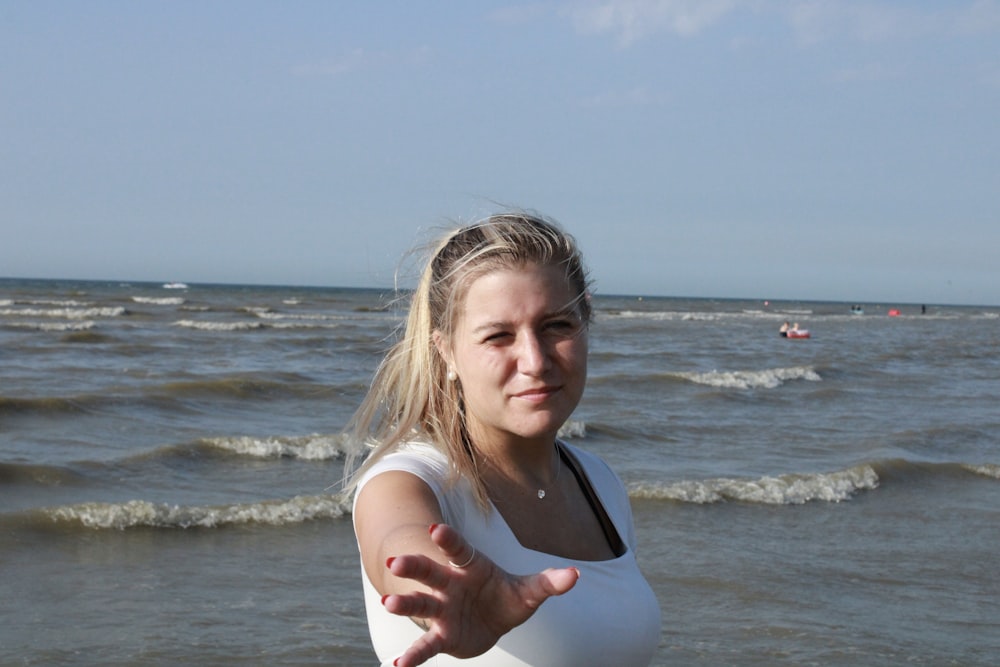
537, 449, 562, 499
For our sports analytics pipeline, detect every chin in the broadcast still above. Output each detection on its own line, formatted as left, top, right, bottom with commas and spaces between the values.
510, 417, 566, 441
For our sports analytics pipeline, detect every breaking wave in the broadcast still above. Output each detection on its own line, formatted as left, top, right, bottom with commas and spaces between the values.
199, 433, 348, 461
0, 306, 126, 319
964, 463, 1000, 479
4, 320, 96, 332
676, 366, 821, 389
558, 420, 587, 439
174, 319, 268, 331
630, 464, 879, 505
132, 296, 185, 305
173, 319, 344, 331
44, 494, 350, 529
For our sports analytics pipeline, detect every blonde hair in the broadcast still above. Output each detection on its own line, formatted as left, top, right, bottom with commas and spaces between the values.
343, 211, 592, 510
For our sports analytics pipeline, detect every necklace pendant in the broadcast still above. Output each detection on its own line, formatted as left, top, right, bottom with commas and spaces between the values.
537, 489, 546, 499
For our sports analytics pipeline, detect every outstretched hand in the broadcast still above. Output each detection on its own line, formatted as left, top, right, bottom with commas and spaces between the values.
381, 523, 580, 667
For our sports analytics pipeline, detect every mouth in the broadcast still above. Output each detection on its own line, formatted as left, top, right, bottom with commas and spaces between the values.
512, 385, 561, 403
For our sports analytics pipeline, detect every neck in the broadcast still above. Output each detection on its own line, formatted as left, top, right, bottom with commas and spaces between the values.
473, 436, 563, 500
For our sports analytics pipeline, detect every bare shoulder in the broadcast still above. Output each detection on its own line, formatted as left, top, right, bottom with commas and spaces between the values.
355, 469, 442, 520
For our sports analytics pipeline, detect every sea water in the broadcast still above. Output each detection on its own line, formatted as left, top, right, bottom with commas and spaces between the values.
2, 278, 998, 665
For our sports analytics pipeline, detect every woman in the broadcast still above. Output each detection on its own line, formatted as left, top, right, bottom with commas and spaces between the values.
346, 213, 661, 666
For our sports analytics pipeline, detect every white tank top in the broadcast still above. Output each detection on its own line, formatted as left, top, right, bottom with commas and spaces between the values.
353, 441, 661, 666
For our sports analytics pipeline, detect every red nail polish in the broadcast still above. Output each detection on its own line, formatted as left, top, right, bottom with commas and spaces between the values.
393, 659, 400, 667
428, 523, 438, 534
386, 556, 396, 568
381, 594, 389, 605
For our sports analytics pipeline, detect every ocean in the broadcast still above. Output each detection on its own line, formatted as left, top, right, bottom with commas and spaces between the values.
2, 277, 998, 666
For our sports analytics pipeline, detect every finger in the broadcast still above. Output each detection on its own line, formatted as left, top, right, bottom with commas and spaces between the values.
381, 590, 443, 620
428, 523, 476, 568
386, 553, 453, 590
392, 631, 446, 667
539, 566, 581, 595
519, 567, 581, 610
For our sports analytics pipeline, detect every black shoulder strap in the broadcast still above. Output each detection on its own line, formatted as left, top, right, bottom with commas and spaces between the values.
557, 443, 626, 558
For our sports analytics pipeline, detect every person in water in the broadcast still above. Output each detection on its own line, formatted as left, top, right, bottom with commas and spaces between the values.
779, 321, 790, 337
345, 212, 661, 666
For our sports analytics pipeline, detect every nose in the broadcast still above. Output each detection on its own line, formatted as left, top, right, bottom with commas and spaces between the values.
517, 331, 550, 376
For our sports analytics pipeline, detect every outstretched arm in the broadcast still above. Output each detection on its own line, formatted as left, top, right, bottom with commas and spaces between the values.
354, 472, 580, 667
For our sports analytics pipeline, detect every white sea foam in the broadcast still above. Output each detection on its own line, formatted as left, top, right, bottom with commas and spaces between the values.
6, 320, 97, 332
132, 296, 185, 305
202, 434, 348, 460
26, 298, 92, 307
963, 463, 1000, 479
558, 420, 587, 439
610, 310, 711, 322
173, 318, 344, 331
610, 309, 801, 322
0, 306, 126, 319
629, 464, 879, 504
268, 321, 343, 330
251, 311, 346, 322
173, 319, 266, 331
678, 366, 821, 389
47, 494, 349, 529
204, 426, 585, 463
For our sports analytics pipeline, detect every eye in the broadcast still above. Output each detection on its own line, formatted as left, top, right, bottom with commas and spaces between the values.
546, 318, 581, 335
482, 330, 512, 344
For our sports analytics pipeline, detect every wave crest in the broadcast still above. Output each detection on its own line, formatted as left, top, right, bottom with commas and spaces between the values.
173, 319, 344, 331
630, 464, 878, 504
200, 434, 348, 460
132, 296, 184, 305
963, 463, 1000, 479
0, 306, 126, 319
4, 320, 96, 331
558, 420, 587, 439
174, 319, 267, 331
678, 366, 821, 389
45, 494, 349, 529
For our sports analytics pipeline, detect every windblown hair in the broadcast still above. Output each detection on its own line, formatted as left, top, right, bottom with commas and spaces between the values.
342, 211, 592, 510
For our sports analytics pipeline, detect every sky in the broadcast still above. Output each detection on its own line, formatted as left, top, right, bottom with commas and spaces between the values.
2, 2, 998, 306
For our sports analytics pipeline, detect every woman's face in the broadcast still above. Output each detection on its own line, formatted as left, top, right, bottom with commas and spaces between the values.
439, 263, 588, 449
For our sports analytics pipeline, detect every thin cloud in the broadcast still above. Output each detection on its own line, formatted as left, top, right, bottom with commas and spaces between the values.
580, 85, 670, 108
786, 3, 940, 46
952, 0, 1000, 35
978, 61, 1000, 88
831, 61, 900, 83
565, 0, 738, 46
291, 46, 431, 78
292, 48, 369, 77
562, 1, 1000, 47
487, 4, 551, 25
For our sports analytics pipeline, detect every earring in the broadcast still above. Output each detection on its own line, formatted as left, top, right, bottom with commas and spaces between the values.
446, 368, 457, 382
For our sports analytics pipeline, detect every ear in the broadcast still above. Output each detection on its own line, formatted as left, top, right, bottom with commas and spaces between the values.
432, 330, 452, 367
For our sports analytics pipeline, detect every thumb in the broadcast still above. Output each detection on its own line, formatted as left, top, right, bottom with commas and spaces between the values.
522, 567, 580, 610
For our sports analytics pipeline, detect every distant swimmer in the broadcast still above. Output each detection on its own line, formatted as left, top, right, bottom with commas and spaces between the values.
782, 321, 811, 339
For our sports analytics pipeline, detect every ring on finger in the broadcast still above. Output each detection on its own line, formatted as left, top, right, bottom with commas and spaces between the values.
448, 547, 476, 569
